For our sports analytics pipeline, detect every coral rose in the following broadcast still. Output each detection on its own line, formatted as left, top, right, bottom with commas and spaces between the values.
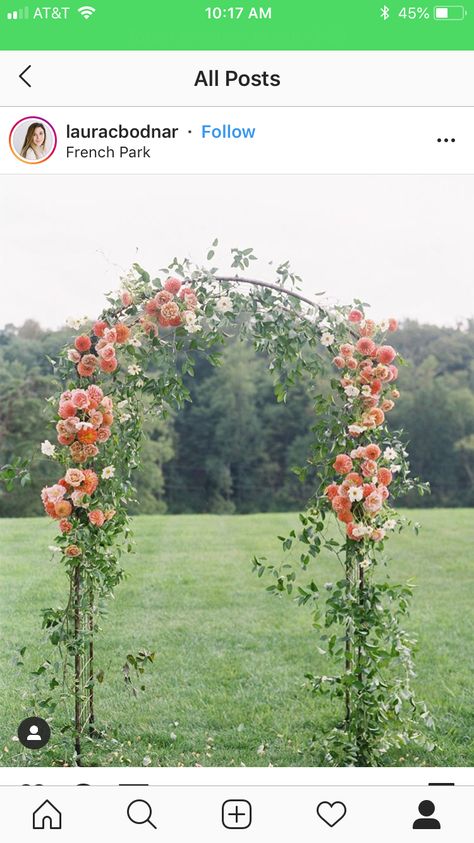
356, 337, 376, 357
87, 385, 104, 406
75, 335, 91, 353
340, 343, 355, 357
161, 301, 180, 321
121, 291, 133, 307
388, 318, 398, 332
88, 509, 105, 527
59, 519, 72, 534
364, 491, 383, 514
364, 444, 381, 460
333, 454, 353, 475
93, 320, 108, 337
59, 400, 77, 419
145, 299, 158, 315
332, 495, 351, 513
362, 483, 376, 498
103, 327, 117, 344
345, 472, 363, 486
66, 545, 82, 557
67, 348, 81, 363
81, 469, 99, 495
77, 363, 95, 378
55, 500, 73, 519
348, 309, 363, 323
96, 426, 111, 443
361, 459, 378, 477
115, 323, 130, 344
346, 357, 358, 370
81, 354, 98, 371
378, 468, 393, 486
333, 356, 345, 369
99, 357, 118, 374
368, 407, 385, 427
376, 345, 396, 365
65, 468, 85, 487
325, 483, 339, 500
58, 433, 75, 446
89, 410, 104, 428
155, 290, 173, 307
71, 389, 89, 409
338, 510, 354, 524
98, 343, 116, 361
101, 411, 114, 426
164, 277, 182, 294
77, 427, 98, 445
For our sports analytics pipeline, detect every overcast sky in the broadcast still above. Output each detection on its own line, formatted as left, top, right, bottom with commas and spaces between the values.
1, 175, 473, 329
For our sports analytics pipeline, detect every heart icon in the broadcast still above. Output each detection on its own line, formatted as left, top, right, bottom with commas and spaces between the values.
316, 801, 347, 827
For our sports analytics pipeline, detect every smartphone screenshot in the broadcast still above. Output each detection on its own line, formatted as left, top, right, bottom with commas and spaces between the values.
0, 1, 473, 839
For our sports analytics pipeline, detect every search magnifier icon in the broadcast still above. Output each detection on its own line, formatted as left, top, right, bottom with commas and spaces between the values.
127, 799, 157, 830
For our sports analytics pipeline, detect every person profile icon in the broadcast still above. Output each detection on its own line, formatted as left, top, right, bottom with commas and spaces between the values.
26, 724, 42, 742
413, 800, 441, 829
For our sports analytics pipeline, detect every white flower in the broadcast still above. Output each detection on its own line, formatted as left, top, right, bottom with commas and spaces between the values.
385, 519, 397, 530
128, 337, 142, 348
390, 463, 402, 473
48, 545, 61, 554
360, 558, 371, 570
348, 424, 365, 436
170, 732, 177, 741
136, 379, 144, 388
348, 486, 363, 502
184, 311, 197, 326
353, 524, 372, 538
379, 319, 390, 333
119, 412, 132, 423
344, 385, 360, 398
65, 315, 88, 329
142, 756, 152, 767
41, 440, 56, 457
361, 385, 372, 397
216, 295, 232, 313
384, 447, 397, 461
320, 332, 335, 347
318, 318, 331, 330
77, 421, 93, 430
101, 465, 115, 480
128, 364, 142, 376
186, 324, 201, 334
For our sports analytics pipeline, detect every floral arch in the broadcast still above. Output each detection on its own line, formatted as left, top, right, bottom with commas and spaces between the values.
32, 245, 432, 767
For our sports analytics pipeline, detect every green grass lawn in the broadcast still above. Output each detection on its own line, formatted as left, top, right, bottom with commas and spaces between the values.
1, 510, 473, 767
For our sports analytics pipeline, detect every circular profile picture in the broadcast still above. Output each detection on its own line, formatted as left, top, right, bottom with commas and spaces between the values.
9, 116, 57, 164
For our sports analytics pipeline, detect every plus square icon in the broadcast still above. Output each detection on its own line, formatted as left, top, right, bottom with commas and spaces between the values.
222, 799, 252, 829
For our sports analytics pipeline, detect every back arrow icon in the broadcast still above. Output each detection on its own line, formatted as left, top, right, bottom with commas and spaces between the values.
19, 65, 32, 87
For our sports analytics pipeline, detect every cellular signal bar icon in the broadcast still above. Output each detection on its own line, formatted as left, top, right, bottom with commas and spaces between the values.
7, 7, 29, 19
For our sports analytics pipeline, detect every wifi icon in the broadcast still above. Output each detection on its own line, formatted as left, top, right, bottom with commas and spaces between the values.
78, 5, 96, 19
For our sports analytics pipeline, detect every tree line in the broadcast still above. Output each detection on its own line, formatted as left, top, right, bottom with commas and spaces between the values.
1, 318, 473, 517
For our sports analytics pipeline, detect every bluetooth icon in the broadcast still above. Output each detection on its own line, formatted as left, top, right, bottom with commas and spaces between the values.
380, 5, 390, 19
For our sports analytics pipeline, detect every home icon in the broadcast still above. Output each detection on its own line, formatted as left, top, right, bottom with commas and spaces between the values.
32, 800, 62, 830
